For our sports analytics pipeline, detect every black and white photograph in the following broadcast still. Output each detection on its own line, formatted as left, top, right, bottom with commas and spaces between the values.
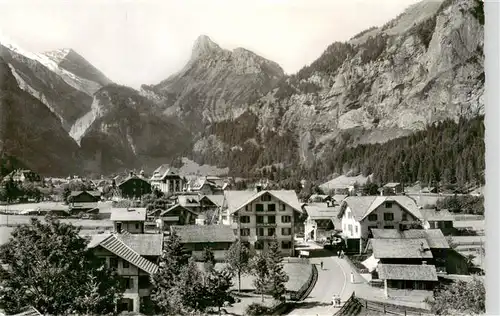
0, 0, 491, 315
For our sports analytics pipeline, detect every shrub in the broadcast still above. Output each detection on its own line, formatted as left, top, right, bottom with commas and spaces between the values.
245, 303, 271, 316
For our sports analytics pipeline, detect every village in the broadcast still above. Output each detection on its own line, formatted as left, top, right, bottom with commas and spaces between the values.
0, 165, 485, 316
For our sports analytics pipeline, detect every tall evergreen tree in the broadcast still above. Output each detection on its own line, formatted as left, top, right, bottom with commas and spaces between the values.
225, 240, 252, 292
266, 239, 289, 301
252, 251, 270, 302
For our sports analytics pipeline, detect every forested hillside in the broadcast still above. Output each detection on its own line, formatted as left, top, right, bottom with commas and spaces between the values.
254, 116, 485, 189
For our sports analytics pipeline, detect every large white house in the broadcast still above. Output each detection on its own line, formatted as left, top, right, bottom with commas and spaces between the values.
150, 165, 185, 194
221, 188, 303, 256
338, 196, 423, 253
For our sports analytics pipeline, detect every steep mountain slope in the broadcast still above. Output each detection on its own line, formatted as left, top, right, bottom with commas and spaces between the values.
78, 84, 193, 175
141, 35, 285, 130
143, 0, 484, 177
0, 58, 82, 176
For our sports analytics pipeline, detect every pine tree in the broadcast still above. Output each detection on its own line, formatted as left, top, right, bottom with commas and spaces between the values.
202, 247, 216, 274
176, 258, 206, 313
225, 240, 252, 292
266, 239, 289, 301
252, 251, 270, 302
204, 267, 234, 314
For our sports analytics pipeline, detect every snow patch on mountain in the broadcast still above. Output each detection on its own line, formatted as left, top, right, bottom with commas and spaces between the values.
69, 97, 106, 145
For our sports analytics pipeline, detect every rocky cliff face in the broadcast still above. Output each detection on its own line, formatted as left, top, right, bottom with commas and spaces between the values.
143, 0, 484, 174
141, 35, 285, 131
78, 84, 192, 175
0, 58, 83, 176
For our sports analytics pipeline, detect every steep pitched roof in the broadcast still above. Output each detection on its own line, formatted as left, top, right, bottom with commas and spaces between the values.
160, 204, 198, 217
151, 164, 180, 181
177, 194, 201, 207
70, 190, 101, 197
117, 175, 151, 187
88, 234, 158, 274
338, 196, 422, 221
371, 229, 449, 249
378, 264, 438, 281
172, 225, 236, 243
371, 238, 433, 259
224, 190, 302, 215
201, 194, 225, 207
110, 208, 147, 221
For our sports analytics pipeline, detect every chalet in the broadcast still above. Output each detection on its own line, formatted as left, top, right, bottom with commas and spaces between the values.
110, 208, 147, 234
338, 196, 423, 253
377, 264, 438, 294
150, 165, 185, 194
303, 203, 340, 241
87, 233, 162, 313
148, 204, 198, 229
307, 194, 331, 204
420, 208, 454, 234
222, 188, 304, 256
117, 173, 152, 199
369, 228, 467, 274
331, 194, 348, 207
172, 225, 236, 261
200, 194, 224, 211
68, 190, 101, 212
177, 194, 202, 213
381, 183, 403, 195
186, 177, 222, 195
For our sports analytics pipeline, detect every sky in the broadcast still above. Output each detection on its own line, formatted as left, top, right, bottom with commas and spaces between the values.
0, 0, 420, 88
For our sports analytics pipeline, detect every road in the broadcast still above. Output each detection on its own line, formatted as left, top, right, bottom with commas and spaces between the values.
288, 242, 361, 316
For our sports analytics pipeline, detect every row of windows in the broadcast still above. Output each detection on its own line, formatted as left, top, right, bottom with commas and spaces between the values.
240, 227, 292, 236
244, 203, 287, 212
240, 215, 292, 224
119, 275, 151, 290
367, 212, 408, 222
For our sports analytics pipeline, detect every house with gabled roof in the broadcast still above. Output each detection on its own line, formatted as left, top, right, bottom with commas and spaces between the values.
222, 188, 304, 256
148, 204, 198, 229
87, 233, 162, 313
381, 182, 403, 195
110, 208, 147, 234
150, 164, 185, 194
420, 208, 454, 234
117, 172, 152, 199
337, 195, 423, 253
172, 225, 236, 261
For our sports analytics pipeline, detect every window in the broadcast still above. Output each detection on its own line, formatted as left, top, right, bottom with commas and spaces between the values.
268, 228, 276, 236
368, 214, 378, 221
281, 241, 292, 249
257, 228, 265, 236
240, 216, 250, 223
122, 260, 129, 269
240, 228, 250, 236
385, 202, 393, 208
384, 225, 394, 229
245, 205, 250, 212
256, 216, 264, 224
261, 194, 271, 202
402, 213, 408, 221
281, 215, 291, 223
348, 224, 353, 232
110, 258, 118, 269
256, 204, 264, 212
384, 213, 394, 221
355, 226, 358, 233
268, 215, 276, 224
268, 204, 276, 212
121, 277, 134, 290
281, 203, 286, 211
282, 228, 292, 236
139, 275, 150, 289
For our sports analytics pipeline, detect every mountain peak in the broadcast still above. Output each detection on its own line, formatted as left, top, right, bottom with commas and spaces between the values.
191, 35, 223, 59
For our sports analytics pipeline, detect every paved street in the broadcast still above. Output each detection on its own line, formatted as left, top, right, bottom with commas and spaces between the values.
288, 242, 363, 316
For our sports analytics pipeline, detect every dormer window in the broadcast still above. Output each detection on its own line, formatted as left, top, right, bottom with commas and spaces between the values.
385, 202, 393, 208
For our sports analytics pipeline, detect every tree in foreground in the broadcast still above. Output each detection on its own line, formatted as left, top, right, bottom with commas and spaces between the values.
266, 239, 289, 301
203, 268, 234, 315
225, 240, 252, 292
252, 250, 270, 302
202, 247, 216, 273
0, 216, 122, 315
426, 277, 485, 315
150, 230, 190, 312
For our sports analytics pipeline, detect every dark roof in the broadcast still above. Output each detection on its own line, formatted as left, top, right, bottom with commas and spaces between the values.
118, 175, 151, 187
172, 225, 236, 243
377, 264, 438, 281
371, 229, 449, 249
70, 190, 101, 197
371, 238, 433, 259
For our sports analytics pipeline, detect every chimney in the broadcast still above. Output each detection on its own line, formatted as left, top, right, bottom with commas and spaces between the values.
255, 184, 262, 193
422, 261, 427, 265
129, 171, 134, 177
420, 242, 425, 252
